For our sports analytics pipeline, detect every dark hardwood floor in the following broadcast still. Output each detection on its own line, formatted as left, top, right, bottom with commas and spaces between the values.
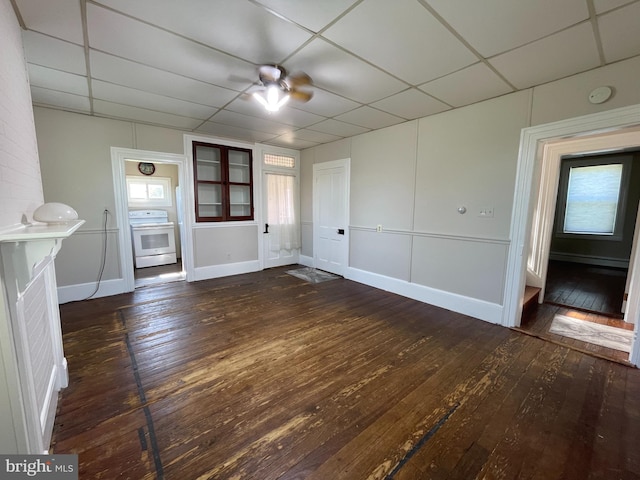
519, 260, 633, 364
52, 267, 640, 479
544, 260, 627, 317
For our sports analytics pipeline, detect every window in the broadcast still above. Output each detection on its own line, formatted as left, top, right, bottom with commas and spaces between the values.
126, 176, 172, 207
556, 155, 631, 239
193, 141, 254, 222
264, 153, 295, 168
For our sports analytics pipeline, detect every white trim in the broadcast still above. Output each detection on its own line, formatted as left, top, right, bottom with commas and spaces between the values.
549, 252, 629, 269
346, 267, 503, 324
255, 144, 301, 270
57, 278, 126, 304
111, 147, 191, 293
192, 260, 261, 282
298, 254, 314, 267
505, 104, 640, 366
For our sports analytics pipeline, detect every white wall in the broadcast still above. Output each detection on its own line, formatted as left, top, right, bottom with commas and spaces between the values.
301, 55, 640, 323
0, 0, 45, 453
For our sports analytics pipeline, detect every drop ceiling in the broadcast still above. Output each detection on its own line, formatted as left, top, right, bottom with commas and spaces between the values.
12, 0, 640, 150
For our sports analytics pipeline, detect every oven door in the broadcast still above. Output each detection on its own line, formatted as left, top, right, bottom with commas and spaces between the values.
131, 224, 176, 258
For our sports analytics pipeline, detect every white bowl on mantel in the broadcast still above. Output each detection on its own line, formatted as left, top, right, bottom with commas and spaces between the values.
33, 203, 79, 224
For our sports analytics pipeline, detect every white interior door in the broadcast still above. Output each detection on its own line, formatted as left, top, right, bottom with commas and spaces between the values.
313, 159, 349, 276
263, 172, 300, 268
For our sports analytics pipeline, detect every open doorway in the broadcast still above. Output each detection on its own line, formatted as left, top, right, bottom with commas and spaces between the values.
111, 147, 191, 293
507, 118, 640, 364
125, 160, 185, 287
543, 150, 640, 318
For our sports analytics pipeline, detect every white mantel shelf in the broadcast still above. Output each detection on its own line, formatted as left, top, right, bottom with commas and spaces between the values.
0, 220, 85, 242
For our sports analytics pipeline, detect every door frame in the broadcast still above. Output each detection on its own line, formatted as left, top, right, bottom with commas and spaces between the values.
255, 145, 301, 270
502, 104, 640, 365
111, 147, 192, 292
312, 158, 350, 275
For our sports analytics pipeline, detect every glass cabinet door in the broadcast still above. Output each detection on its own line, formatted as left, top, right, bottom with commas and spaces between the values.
193, 142, 253, 222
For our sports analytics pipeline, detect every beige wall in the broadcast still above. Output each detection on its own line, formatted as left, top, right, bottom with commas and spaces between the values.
301, 55, 640, 306
33, 108, 266, 288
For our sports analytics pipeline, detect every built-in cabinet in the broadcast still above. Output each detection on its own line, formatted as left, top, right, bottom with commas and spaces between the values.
193, 142, 254, 222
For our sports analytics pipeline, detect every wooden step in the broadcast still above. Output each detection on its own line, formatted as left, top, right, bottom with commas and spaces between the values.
523, 286, 541, 309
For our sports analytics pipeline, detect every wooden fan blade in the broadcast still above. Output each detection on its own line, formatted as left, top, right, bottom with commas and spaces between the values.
258, 65, 285, 83
290, 89, 313, 103
285, 72, 312, 87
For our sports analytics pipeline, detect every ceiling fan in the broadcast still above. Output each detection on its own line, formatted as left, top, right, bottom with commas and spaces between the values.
251, 64, 313, 112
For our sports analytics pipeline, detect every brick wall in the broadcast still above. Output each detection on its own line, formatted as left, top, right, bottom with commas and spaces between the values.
0, 0, 43, 228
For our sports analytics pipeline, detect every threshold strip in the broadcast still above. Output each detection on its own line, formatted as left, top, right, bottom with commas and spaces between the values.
384, 402, 460, 480
120, 310, 164, 479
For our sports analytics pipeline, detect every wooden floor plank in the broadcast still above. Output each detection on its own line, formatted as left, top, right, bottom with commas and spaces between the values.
51, 266, 640, 479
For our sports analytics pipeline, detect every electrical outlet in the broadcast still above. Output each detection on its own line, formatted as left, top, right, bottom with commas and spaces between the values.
376, 224, 383, 232
479, 208, 494, 218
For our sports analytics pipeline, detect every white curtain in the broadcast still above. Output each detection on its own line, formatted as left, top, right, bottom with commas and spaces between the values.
267, 174, 300, 251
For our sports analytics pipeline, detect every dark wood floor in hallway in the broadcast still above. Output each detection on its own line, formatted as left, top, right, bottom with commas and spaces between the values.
52, 267, 640, 479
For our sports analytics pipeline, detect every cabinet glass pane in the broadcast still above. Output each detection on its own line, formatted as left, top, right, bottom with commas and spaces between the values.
228, 150, 251, 183
198, 203, 222, 218
229, 164, 250, 183
197, 160, 220, 182
195, 145, 222, 182
197, 184, 221, 218
229, 185, 251, 216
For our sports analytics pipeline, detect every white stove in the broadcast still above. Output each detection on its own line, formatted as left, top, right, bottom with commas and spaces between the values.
129, 210, 177, 268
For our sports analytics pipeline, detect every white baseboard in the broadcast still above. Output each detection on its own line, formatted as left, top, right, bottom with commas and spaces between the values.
193, 260, 261, 281
57, 278, 128, 304
549, 252, 629, 269
345, 267, 504, 325
298, 255, 314, 267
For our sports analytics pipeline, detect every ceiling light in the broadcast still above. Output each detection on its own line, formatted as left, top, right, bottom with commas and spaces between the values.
253, 85, 290, 112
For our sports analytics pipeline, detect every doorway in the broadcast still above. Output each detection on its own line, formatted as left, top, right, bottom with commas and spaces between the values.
543, 151, 640, 317
503, 106, 640, 366
111, 148, 191, 293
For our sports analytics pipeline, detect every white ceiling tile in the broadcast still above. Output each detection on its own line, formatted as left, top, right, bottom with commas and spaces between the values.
92, 81, 218, 120
335, 106, 405, 130
323, 0, 477, 85
94, 100, 203, 129
225, 98, 325, 127
194, 121, 276, 143
427, 0, 589, 57
254, 0, 359, 32
27, 64, 88, 96
95, 0, 312, 64
86, 3, 256, 90
371, 89, 450, 120
209, 110, 292, 135
21, 31, 86, 75
265, 135, 319, 150
593, 0, 636, 14
598, 2, 640, 62
286, 129, 343, 144
290, 88, 361, 117
419, 63, 513, 107
30, 86, 90, 113
15, 0, 84, 44
307, 119, 369, 137
489, 23, 600, 89
90, 52, 240, 108
286, 38, 407, 103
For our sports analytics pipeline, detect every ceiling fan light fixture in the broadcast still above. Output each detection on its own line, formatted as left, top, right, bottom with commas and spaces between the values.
253, 85, 290, 112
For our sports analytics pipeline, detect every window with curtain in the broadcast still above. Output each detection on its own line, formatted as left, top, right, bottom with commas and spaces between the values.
266, 174, 299, 251
556, 155, 631, 240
